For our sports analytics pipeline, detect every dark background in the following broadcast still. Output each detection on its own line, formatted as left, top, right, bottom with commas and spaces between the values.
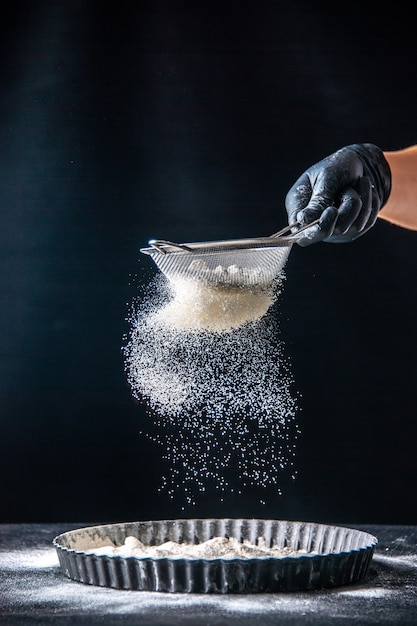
1, 0, 416, 525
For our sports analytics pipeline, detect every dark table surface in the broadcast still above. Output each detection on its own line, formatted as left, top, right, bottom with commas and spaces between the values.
1, 523, 417, 625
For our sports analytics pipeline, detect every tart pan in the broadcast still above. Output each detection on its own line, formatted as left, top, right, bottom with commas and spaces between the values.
53, 518, 377, 593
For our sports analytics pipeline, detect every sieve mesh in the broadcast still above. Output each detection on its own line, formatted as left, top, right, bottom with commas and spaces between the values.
140, 220, 320, 288
142, 244, 292, 288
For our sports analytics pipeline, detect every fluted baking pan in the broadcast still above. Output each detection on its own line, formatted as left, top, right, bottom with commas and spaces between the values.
53, 519, 377, 593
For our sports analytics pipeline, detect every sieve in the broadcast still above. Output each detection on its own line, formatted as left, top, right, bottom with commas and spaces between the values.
140, 219, 320, 289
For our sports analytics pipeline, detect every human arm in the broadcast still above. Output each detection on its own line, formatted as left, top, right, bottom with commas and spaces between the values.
379, 145, 417, 230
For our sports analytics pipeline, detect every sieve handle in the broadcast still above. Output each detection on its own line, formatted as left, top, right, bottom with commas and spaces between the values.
270, 218, 321, 239
141, 218, 322, 256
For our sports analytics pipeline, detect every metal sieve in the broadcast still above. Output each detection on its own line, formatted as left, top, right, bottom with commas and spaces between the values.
140, 220, 319, 289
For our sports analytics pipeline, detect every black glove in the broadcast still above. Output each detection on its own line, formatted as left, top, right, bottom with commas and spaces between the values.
285, 143, 392, 246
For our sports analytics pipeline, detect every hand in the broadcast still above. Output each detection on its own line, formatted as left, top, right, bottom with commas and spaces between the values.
285, 144, 392, 246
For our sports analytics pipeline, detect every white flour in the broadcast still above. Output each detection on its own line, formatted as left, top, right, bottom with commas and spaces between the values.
124, 273, 299, 506
152, 277, 275, 333
3, 543, 399, 619
85, 536, 309, 559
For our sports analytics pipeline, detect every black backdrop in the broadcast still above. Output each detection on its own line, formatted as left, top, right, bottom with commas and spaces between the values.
1, 1, 416, 525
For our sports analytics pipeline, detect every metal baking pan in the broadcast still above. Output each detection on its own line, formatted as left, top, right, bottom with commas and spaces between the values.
53, 518, 377, 593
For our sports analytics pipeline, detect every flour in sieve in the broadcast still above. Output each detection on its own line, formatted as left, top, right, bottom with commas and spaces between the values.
124, 273, 300, 506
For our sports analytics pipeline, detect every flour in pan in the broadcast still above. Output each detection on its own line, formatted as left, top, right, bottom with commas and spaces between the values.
85, 536, 311, 559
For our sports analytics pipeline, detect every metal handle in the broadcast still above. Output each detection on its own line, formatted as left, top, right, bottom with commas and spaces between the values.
270, 218, 321, 239
143, 218, 322, 256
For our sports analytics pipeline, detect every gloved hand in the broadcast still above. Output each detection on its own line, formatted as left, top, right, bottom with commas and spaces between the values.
285, 143, 392, 246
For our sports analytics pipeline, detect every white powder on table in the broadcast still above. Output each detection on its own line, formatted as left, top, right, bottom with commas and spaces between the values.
85, 536, 310, 559
123, 272, 299, 506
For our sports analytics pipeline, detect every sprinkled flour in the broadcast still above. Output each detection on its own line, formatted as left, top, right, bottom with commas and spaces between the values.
152, 277, 275, 333
85, 536, 310, 559
124, 272, 299, 505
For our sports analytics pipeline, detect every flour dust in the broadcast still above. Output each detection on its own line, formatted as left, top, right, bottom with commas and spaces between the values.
124, 274, 300, 507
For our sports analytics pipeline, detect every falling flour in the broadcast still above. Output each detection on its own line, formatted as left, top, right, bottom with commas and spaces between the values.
153, 277, 275, 333
85, 536, 311, 559
124, 272, 300, 506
